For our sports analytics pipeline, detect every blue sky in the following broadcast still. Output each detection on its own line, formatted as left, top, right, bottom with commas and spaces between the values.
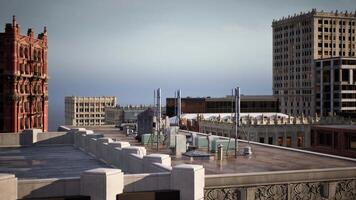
1, 0, 355, 130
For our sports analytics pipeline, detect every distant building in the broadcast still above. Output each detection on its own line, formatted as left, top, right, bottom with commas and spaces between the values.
0, 16, 48, 133
137, 108, 156, 135
311, 125, 356, 158
179, 113, 315, 148
272, 9, 356, 116
166, 95, 279, 117
315, 57, 356, 117
105, 105, 151, 126
64, 96, 116, 126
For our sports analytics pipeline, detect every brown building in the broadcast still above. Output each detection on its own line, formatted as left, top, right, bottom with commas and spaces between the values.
166, 95, 279, 117
272, 9, 356, 116
0, 16, 48, 133
311, 125, 356, 158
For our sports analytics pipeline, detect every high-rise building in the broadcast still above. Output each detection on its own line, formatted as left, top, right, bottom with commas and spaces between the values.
64, 96, 116, 126
315, 57, 356, 117
0, 16, 48, 133
272, 9, 356, 116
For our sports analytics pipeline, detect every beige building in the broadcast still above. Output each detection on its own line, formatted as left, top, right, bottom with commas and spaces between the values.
64, 96, 116, 126
272, 9, 356, 116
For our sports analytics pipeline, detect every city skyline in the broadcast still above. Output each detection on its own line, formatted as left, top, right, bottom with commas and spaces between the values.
1, 0, 356, 130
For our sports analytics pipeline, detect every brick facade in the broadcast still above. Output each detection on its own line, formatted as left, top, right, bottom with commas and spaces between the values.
0, 16, 48, 133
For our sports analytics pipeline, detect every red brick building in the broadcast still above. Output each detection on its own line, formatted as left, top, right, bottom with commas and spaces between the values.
0, 16, 48, 133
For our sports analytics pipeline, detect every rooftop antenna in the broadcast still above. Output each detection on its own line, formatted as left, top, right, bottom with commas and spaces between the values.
174, 90, 177, 121
177, 89, 182, 124
226, 89, 234, 156
156, 88, 162, 151
235, 86, 240, 158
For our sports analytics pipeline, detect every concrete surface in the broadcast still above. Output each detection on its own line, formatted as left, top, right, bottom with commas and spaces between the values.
0, 145, 111, 179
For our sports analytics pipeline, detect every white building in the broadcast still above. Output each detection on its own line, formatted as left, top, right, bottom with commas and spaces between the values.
64, 96, 116, 126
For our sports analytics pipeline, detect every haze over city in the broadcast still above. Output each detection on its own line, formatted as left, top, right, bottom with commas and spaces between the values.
1, 0, 355, 130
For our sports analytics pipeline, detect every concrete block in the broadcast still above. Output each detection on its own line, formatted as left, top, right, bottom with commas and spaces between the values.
108, 141, 130, 149
122, 146, 146, 172
127, 154, 144, 173
111, 148, 123, 168
88, 138, 98, 157
175, 134, 187, 156
96, 138, 113, 159
79, 134, 86, 150
171, 164, 205, 200
143, 154, 171, 173
81, 168, 123, 200
107, 142, 130, 166
0, 174, 17, 200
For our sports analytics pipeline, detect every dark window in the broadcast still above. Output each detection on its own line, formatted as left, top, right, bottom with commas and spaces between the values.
349, 135, 356, 150
259, 137, 265, 143
319, 132, 332, 146
268, 137, 273, 145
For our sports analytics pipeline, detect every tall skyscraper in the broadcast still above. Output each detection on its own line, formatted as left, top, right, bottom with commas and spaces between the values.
272, 9, 356, 116
0, 16, 48, 133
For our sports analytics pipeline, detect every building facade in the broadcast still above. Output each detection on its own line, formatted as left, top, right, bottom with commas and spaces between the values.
65, 96, 116, 126
311, 125, 356, 158
0, 16, 48, 133
105, 105, 150, 126
272, 9, 356, 116
166, 95, 279, 117
315, 57, 356, 117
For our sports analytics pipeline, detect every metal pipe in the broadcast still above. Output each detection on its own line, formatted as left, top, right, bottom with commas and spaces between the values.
177, 89, 181, 123
235, 86, 240, 158
156, 88, 161, 151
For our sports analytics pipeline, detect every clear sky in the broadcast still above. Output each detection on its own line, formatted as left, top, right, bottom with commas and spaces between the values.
1, 0, 356, 130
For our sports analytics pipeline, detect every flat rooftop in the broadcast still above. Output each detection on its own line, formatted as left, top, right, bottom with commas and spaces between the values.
0, 145, 110, 179
172, 142, 356, 174
12, 126, 354, 176
72, 126, 356, 174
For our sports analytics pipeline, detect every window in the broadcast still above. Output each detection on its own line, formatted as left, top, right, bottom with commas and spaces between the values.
319, 132, 332, 146
259, 137, 265, 143
268, 137, 273, 145
349, 135, 356, 150
286, 137, 292, 147
278, 137, 283, 146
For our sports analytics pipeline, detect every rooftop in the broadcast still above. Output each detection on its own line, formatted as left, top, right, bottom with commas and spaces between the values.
2, 126, 356, 179
66, 126, 356, 175
172, 142, 356, 174
0, 145, 110, 179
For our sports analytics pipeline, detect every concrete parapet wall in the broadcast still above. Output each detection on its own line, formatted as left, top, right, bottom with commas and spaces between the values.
151, 162, 173, 172
18, 177, 80, 199
143, 154, 172, 173
0, 131, 73, 147
205, 167, 356, 200
81, 168, 123, 200
0, 174, 17, 200
127, 154, 144, 173
124, 173, 171, 192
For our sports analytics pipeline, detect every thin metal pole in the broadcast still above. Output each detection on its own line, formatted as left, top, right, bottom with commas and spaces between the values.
235, 87, 240, 158
177, 89, 181, 122
156, 88, 161, 151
